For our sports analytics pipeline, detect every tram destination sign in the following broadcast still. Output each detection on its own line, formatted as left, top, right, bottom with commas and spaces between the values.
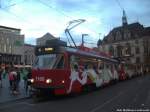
35, 45, 65, 55
35, 46, 57, 55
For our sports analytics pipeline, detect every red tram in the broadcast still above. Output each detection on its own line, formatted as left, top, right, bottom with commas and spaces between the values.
30, 40, 127, 97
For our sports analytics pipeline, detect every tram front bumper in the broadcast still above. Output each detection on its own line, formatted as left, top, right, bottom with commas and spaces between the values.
31, 85, 65, 95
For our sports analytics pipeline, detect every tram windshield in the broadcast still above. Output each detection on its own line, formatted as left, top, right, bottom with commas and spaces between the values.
33, 54, 64, 69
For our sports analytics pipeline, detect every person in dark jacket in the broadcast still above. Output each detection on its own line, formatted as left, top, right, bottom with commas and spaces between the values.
25, 69, 32, 94
16, 69, 21, 91
0, 68, 2, 88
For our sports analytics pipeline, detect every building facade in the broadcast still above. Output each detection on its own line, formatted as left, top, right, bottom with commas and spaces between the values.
0, 25, 24, 66
98, 11, 150, 73
24, 44, 35, 66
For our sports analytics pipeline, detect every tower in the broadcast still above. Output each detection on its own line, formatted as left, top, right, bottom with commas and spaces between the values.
122, 10, 128, 26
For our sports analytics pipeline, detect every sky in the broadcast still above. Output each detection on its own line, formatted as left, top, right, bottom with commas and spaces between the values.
0, 0, 150, 47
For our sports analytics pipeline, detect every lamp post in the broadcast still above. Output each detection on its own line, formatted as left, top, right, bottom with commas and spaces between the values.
81, 34, 88, 46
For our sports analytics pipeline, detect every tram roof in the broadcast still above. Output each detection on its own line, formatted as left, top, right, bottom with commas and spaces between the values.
65, 47, 119, 63
35, 45, 119, 63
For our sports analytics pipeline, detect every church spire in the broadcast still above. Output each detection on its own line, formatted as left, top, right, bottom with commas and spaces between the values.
122, 10, 128, 26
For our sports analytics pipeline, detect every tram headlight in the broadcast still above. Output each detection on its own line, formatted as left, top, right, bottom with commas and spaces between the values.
46, 79, 52, 84
30, 78, 34, 83
62, 80, 65, 84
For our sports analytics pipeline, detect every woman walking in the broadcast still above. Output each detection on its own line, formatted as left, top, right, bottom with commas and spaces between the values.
0, 68, 2, 88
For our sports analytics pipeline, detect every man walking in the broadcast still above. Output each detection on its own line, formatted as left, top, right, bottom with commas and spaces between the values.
0, 68, 2, 88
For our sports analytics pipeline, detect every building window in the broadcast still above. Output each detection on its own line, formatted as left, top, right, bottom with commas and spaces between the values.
136, 57, 140, 63
0, 44, 1, 51
135, 40, 139, 44
136, 47, 140, 54
25, 55, 27, 65
117, 45, 123, 57
9, 45, 12, 53
127, 32, 131, 39
143, 39, 149, 56
116, 31, 121, 40
125, 43, 131, 56
7, 38, 9, 44
109, 46, 114, 56
1, 37, 4, 42
4, 44, 7, 53
144, 46, 148, 55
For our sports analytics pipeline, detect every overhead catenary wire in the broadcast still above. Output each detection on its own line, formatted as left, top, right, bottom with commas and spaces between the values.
1, 0, 26, 9
0, 0, 1, 8
0, 0, 32, 24
0, 9, 32, 25
36, 0, 99, 36
115, 0, 124, 10
0, 0, 50, 35
1, 0, 100, 46
37, 0, 73, 19
3, 0, 98, 35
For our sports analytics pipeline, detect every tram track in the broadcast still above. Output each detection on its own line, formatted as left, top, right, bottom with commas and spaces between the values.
0, 74, 150, 112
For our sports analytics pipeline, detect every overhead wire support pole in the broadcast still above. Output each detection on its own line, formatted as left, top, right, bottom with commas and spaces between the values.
82, 34, 88, 46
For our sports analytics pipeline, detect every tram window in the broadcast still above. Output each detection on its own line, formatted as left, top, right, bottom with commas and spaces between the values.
73, 64, 79, 71
70, 55, 79, 67
84, 64, 88, 69
34, 53, 66, 69
56, 56, 64, 69
34, 57, 39, 66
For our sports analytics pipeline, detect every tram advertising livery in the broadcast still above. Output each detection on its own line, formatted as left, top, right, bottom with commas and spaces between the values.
30, 39, 128, 98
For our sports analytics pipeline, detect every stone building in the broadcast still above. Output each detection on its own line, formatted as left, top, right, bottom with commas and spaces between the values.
24, 44, 35, 65
98, 10, 150, 73
36, 32, 56, 46
0, 25, 24, 66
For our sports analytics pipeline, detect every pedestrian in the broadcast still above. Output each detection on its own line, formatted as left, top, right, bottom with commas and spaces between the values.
26, 69, 32, 94
0, 68, 3, 88
22, 68, 28, 88
8, 69, 14, 90
9, 68, 18, 94
2, 68, 7, 79
11, 69, 18, 95
16, 69, 21, 91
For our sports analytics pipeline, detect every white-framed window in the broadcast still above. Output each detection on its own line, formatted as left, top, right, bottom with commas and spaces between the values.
4, 44, 7, 53
9, 45, 12, 53
7, 38, 9, 44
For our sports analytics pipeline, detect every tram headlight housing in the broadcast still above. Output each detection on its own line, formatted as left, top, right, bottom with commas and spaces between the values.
62, 80, 65, 84
46, 79, 52, 84
30, 78, 34, 83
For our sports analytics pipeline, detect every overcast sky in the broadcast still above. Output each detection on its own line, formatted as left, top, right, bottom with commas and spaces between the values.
0, 0, 150, 47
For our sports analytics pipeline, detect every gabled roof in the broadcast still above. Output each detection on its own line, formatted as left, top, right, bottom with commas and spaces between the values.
102, 22, 145, 44
41, 32, 56, 39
